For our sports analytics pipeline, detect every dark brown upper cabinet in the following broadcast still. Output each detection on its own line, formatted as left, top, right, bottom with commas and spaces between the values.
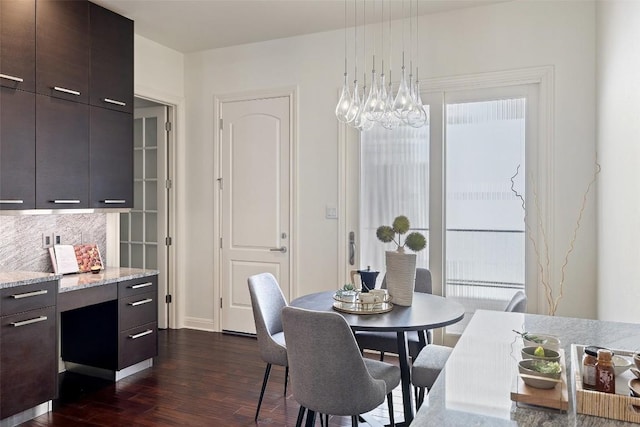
0, 0, 36, 92
36, 0, 89, 104
36, 95, 89, 208
90, 3, 133, 113
90, 107, 133, 208
0, 87, 36, 209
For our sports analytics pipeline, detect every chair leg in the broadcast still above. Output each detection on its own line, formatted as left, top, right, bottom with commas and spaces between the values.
417, 387, 425, 409
255, 363, 272, 421
296, 406, 306, 427
351, 415, 359, 427
305, 410, 317, 427
284, 366, 289, 395
387, 392, 395, 426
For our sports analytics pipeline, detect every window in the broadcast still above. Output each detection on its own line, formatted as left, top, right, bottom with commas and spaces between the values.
359, 120, 430, 276
349, 77, 543, 339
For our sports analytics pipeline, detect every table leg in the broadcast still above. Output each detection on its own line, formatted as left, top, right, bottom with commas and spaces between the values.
396, 331, 413, 424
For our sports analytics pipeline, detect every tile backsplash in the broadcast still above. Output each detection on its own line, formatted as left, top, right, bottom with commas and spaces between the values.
0, 213, 107, 272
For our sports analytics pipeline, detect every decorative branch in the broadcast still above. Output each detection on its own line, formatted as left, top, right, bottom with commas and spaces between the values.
510, 162, 601, 315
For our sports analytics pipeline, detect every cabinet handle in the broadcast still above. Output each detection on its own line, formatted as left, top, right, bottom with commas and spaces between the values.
10, 289, 48, 299
0, 73, 24, 82
129, 282, 153, 289
0, 200, 24, 204
53, 86, 81, 96
102, 200, 126, 204
128, 298, 153, 307
52, 200, 81, 204
103, 98, 126, 107
128, 329, 153, 339
10, 316, 48, 327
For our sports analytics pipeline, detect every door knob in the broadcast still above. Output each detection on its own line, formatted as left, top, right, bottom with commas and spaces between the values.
270, 246, 287, 253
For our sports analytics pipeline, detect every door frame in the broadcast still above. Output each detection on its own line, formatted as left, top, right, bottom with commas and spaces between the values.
107, 89, 183, 330
339, 66, 554, 342
213, 86, 298, 332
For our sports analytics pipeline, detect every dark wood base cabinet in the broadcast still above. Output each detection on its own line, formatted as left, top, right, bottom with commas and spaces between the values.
0, 280, 58, 419
61, 275, 158, 372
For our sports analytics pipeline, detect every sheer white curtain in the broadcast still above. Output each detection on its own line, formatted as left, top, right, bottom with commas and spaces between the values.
359, 121, 430, 280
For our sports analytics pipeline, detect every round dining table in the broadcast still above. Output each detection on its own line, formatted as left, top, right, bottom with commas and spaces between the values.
290, 290, 465, 425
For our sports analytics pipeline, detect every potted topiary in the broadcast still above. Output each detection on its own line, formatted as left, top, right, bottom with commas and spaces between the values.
376, 215, 426, 306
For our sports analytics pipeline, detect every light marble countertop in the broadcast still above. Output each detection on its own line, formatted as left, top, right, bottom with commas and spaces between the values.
0, 267, 157, 292
58, 267, 158, 292
412, 310, 640, 426
0, 270, 61, 289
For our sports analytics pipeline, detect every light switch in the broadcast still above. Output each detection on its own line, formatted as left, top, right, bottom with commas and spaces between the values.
326, 205, 338, 219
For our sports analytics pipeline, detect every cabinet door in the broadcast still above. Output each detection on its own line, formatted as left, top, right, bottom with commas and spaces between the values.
36, 0, 89, 103
90, 107, 133, 208
36, 95, 89, 208
89, 3, 133, 113
0, 306, 57, 419
0, 0, 36, 92
0, 88, 35, 209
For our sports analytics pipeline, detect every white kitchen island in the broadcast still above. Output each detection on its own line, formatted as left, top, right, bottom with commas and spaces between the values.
412, 309, 640, 426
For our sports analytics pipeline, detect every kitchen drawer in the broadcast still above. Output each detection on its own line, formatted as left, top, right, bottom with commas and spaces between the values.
1, 279, 56, 316
119, 321, 157, 370
1, 305, 57, 418
118, 275, 157, 299
119, 291, 156, 332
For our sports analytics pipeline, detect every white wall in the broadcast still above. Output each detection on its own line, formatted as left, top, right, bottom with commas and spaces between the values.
596, 1, 640, 323
131, 35, 187, 328
182, 0, 598, 327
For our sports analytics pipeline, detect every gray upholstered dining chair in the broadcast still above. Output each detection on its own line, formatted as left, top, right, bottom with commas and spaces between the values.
355, 267, 432, 361
411, 344, 453, 408
247, 273, 289, 421
505, 290, 527, 313
282, 306, 400, 427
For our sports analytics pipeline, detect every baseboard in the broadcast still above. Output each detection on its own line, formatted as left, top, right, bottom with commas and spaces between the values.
183, 316, 215, 331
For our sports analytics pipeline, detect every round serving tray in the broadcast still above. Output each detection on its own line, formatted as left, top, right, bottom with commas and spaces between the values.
332, 299, 393, 315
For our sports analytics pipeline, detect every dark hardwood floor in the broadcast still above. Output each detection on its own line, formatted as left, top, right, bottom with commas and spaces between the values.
23, 329, 400, 426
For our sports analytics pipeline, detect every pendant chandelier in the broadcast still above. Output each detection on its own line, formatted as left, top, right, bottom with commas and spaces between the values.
335, 0, 428, 130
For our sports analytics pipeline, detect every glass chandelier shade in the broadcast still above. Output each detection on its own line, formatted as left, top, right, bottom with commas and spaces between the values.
335, 0, 427, 130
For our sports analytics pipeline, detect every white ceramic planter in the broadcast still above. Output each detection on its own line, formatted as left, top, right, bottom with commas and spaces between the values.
385, 250, 416, 306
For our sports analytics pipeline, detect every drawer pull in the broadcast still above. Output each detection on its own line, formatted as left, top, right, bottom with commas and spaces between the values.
103, 98, 126, 107
10, 289, 48, 299
0, 73, 24, 82
128, 298, 153, 307
102, 199, 126, 204
52, 200, 81, 204
53, 86, 81, 96
11, 316, 48, 327
128, 329, 153, 340
129, 282, 153, 289
0, 200, 24, 204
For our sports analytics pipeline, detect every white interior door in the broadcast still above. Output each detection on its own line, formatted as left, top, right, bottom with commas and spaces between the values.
220, 96, 291, 334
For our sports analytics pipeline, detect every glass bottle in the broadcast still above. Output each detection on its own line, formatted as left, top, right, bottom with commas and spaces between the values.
582, 346, 601, 390
595, 348, 615, 393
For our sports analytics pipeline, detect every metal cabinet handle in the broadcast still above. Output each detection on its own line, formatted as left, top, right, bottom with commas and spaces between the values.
10, 289, 48, 299
53, 86, 81, 96
103, 98, 126, 107
102, 199, 126, 204
0, 200, 24, 204
128, 298, 153, 307
11, 316, 48, 327
129, 282, 153, 289
269, 246, 287, 253
0, 73, 24, 82
128, 329, 153, 339
52, 200, 81, 204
